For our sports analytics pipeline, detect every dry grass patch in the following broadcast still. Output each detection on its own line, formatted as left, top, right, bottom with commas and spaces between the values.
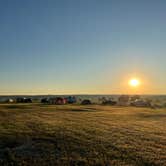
0, 104, 165, 165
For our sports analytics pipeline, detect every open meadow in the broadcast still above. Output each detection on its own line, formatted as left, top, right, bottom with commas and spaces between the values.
0, 104, 166, 166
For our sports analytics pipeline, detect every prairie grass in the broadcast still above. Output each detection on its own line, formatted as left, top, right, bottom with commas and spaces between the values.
0, 104, 165, 165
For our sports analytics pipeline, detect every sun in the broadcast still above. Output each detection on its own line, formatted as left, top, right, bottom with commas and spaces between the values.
129, 78, 140, 87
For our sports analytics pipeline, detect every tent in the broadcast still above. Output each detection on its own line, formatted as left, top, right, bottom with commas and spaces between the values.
118, 95, 130, 106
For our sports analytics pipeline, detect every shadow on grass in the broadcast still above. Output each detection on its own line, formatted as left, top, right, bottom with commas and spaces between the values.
70, 109, 98, 112
138, 113, 166, 119
1, 105, 32, 110
0, 136, 28, 149
0, 133, 157, 166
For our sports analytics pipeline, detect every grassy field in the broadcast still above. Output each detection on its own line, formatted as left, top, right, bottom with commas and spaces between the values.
0, 104, 165, 166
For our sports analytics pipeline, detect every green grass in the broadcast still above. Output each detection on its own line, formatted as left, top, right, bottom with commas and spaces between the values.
0, 104, 165, 166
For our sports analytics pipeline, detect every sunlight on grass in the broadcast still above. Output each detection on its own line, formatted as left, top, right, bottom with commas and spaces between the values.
0, 104, 165, 165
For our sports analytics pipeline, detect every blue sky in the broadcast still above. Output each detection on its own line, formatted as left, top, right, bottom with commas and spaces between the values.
0, 0, 165, 94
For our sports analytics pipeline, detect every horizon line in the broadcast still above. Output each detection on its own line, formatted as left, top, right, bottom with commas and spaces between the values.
0, 94, 166, 96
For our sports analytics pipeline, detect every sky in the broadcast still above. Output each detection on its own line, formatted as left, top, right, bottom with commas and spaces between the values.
0, 0, 165, 95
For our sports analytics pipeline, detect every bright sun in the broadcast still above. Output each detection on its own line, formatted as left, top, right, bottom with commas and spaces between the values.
129, 79, 140, 87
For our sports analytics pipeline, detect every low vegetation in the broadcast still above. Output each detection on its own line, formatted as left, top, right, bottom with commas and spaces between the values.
0, 104, 165, 166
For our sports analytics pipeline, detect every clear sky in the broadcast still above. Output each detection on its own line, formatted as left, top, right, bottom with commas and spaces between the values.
0, 0, 165, 95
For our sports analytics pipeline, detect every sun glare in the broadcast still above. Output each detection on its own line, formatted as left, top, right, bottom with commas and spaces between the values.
129, 79, 140, 87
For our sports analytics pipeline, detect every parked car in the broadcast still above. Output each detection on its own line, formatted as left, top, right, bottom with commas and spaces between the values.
130, 99, 151, 107
49, 97, 67, 105
81, 99, 92, 105
16, 98, 32, 103
41, 98, 49, 104
102, 100, 117, 105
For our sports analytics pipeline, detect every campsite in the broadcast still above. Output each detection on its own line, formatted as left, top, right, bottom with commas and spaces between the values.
0, 0, 165, 165
0, 103, 165, 165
